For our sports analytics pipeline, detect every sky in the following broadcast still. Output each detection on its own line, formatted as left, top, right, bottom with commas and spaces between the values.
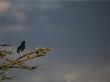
0, 0, 110, 82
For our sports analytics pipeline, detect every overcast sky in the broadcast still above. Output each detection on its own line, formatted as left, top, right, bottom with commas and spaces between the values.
0, 0, 110, 82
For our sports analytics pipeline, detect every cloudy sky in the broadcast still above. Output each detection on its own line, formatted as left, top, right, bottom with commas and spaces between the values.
0, 0, 110, 82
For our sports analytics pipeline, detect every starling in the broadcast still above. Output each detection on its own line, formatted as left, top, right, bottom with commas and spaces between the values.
17, 41, 26, 53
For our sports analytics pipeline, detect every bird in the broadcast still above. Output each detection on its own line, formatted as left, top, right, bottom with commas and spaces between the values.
17, 41, 26, 53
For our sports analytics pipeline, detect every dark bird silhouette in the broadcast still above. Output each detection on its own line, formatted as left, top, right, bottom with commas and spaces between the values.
17, 41, 26, 53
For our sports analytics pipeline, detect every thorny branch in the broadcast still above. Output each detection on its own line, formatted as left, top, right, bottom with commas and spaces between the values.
0, 45, 52, 81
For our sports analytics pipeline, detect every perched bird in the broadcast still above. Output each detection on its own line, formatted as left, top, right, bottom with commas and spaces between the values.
17, 41, 26, 53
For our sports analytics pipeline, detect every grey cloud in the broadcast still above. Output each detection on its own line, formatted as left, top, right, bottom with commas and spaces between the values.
0, 1, 11, 15
0, 1, 110, 82
17, 63, 110, 82
14, 0, 110, 1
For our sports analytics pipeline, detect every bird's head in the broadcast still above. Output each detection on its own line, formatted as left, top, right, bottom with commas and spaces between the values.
21, 41, 26, 44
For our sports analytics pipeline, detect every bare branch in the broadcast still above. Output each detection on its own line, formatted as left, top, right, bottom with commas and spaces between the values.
0, 46, 52, 81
